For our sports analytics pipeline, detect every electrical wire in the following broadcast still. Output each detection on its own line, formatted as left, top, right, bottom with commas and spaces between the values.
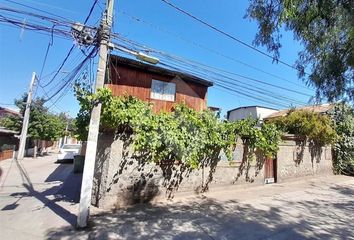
109, 45, 306, 108
159, 59, 307, 105
38, 25, 54, 81
111, 36, 312, 98
84, 0, 99, 24
158, 52, 312, 97
0, 13, 72, 39
110, 39, 311, 107
160, 0, 305, 73
3, 0, 72, 22
44, 46, 98, 103
40, 45, 75, 88
117, 10, 312, 91
158, 60, 300, 107
0, 103, 16, 106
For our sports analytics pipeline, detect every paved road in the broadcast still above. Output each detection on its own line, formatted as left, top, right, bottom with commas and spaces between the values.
0, 154, 81, 240
1, 155, 354, 240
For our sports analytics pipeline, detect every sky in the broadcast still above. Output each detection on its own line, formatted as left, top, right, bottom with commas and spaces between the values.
0, 0, 315, 118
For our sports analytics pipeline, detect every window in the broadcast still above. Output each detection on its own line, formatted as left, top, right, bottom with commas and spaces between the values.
150, 79, 176, 102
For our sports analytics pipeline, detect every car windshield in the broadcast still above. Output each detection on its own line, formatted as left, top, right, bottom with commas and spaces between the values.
62, 145, 80, 150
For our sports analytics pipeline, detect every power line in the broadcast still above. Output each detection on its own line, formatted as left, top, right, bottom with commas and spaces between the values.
158, 60, 304, 107
159, 59, 307, 105
0, 20, 71, 40
3, 0, 72, 22
0, 13, 72, 39
109, 46, 305, 108
44, 46, 98, 103
40, 45, 75, 87
34, 0, 100, 89
111, 39, 310, 107
117, 10, 312, 91
157, 51, 312, 97
160, 0, 302, 73
0, 102, 16, 106
38, 25, 54, 81
112, 36, 312, 98
84, 0, 99, 24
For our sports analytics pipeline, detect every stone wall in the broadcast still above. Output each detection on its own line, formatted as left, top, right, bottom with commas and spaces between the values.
276, 135, 333, 182
92, 133, 333, 209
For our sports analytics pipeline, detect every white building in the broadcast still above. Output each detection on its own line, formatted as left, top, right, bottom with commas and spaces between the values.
227, 106, 278, 124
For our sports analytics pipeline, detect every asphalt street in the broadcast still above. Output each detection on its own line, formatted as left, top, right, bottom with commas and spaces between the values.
0, 155, 353, 240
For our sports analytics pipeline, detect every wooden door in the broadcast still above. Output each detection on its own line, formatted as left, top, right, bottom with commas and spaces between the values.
264, 157, 276, 184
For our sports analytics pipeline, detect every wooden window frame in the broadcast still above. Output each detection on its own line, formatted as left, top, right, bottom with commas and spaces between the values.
150, 79, 176, 102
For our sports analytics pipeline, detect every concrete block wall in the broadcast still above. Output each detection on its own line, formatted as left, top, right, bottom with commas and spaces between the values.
276, 135, 333, 182
92, 133, 333, 209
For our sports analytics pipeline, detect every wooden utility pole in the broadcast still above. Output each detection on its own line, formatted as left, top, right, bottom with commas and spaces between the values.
17, 72, 37, 160
77, 0, 115, 228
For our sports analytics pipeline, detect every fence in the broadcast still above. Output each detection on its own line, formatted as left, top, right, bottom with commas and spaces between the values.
0, 149, 13, 161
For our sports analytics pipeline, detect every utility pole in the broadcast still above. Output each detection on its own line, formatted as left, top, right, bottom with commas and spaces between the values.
17, 72, 37, 160
77, 0, 115, 228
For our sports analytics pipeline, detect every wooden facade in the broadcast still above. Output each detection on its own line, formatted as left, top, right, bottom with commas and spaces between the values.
106, 55, 213, 113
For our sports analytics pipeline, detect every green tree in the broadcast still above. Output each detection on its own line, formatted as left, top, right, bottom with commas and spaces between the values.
267, 109, 337, 146
330, 103, 354, 175
246, 0, 354, 102
0, 94, 67, 143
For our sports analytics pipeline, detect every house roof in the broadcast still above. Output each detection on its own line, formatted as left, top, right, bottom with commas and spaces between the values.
109, 55, 214, 87
0, 107, 20, 117
227, 105, 278, 115
208, 106, 221, 112
265, 104, 334, 119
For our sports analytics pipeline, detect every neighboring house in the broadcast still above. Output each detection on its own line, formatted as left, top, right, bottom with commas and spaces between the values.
0, 127, 18, 161
227, 106, 278, 124
208, 106, 221, 118
106, 55, 213, 113
0, 106, 20, 119
264, 104, 333, 120
0, 107, 20, 160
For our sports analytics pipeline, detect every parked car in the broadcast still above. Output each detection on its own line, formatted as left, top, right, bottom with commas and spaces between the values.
57, 144, 81, 162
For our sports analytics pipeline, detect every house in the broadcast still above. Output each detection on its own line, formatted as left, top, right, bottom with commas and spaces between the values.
92, 66, 335, 208
227, 106, 278, 124
208, 106, 221, 117
0, 107, 20, 160
0, 106, 20, 119
106, 55, 213, 113
264, 104, 333, 120
0, 127, 18, 161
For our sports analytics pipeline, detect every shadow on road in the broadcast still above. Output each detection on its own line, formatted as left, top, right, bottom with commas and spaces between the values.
1, 158, 82, 226
46, 196, 352, 240
46, 182, 354, 240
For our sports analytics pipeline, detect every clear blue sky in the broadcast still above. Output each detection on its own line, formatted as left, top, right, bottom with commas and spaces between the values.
0, 0, 314, 118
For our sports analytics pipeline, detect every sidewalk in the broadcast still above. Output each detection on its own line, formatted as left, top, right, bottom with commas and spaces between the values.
1, 154, 354, 239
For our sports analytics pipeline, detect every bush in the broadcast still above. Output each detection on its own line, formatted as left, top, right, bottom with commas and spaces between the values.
0, 144, 15, 151
268, 109, 336, 146
75, 87, 282, 168
329, 103, 354, 175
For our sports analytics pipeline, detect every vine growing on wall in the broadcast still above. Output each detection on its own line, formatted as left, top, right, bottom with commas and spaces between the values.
329, 103, 354, 175
74, 87, 281, 168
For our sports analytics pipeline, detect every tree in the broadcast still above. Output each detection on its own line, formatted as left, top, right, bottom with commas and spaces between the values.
246, 0, 354, 102
330, 103, 354, 175
0, 94, 67, 155
267, 109, 337, 146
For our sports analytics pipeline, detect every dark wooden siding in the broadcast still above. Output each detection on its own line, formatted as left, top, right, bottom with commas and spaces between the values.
106, 64, 208, 113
